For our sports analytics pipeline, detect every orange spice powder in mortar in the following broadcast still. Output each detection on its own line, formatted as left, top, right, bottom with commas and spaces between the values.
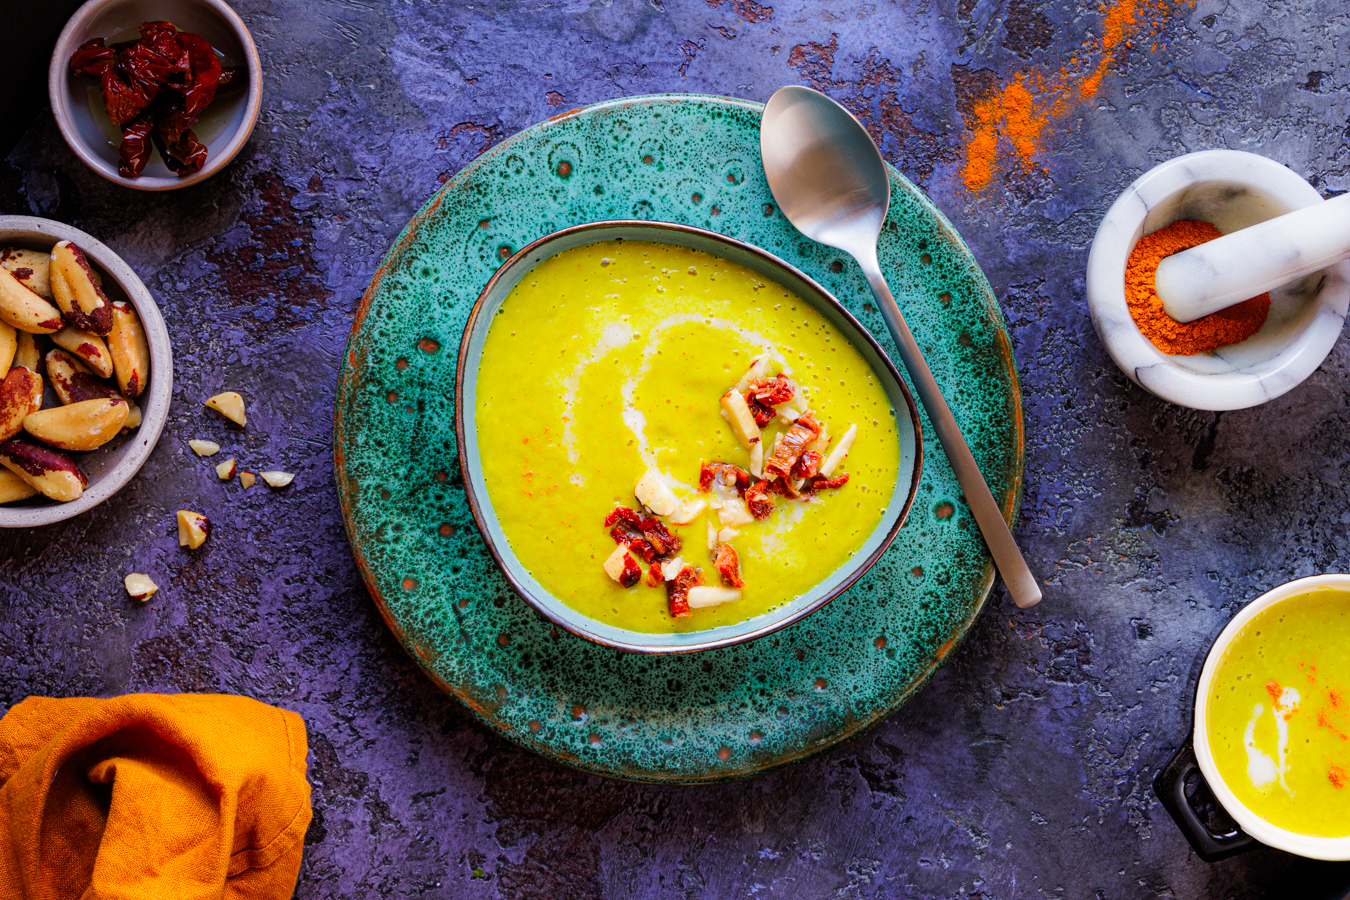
1125, 220, 1270, 355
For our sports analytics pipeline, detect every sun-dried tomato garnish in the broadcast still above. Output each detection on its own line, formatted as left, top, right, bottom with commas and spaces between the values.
639, 516, 682, 557
667, 565, 704, 618
618, 553, 643, 588
792, 450, 822, 480
764, 416, 822, 481
698, 462, 751, 493
806, 473, 849, 492
745, 394, 776, 427
712, 544, 745, 588
71, 39, 115, 77
749, 375, 795, 406
646, 561, 665, 587
744, 480, 774, 520
604, 506, 643, 528
117, 113, 154, 178
175, 31, 223, 118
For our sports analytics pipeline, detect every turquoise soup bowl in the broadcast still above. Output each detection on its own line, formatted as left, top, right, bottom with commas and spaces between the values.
455, 220, 923, 654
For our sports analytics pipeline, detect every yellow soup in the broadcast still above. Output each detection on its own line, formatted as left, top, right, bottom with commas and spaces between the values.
475, 239, 900, 633
1206, 589, 1350, 838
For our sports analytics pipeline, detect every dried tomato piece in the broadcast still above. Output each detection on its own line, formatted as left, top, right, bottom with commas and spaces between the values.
218, 66, 243, 88
712, 544, 745, 588
792, 450, 822, 480
604, 506, 644, 529
745, 394, 776, 427
175, 31, 223, 118
618, 553, 643, 588
71, 39, 115, 77
698, 462, 751, 493
807, 473, 849, 491
115, 113, 153, 178
749, 375, 795, 406
764, 415, 822, 481
152, 125, 208, 175
666, 565, 704, 618
639, 516, 681, 557
645, 562, 665, 587
744, 480, 774, 520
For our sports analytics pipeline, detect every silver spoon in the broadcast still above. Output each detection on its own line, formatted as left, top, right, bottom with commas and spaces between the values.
760, 85, 1042, 609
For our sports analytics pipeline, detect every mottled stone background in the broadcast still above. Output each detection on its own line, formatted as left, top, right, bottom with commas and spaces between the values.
3, 0, 1350, 897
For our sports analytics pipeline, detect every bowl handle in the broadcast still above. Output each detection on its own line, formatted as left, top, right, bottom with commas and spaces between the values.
1153, 737, 1258, 862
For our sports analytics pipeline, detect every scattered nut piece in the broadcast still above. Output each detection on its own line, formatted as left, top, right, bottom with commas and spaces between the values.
733, 356, 771, 392
239, 471, 256, 489
716, 497, 755, 528
49, 241, 113, 335
0, 438, 87, 501
686, 585, 741, 609
0, 248, 53, 299
602, 543, 641, 587
717, 526, 740, 542
633, 468, 677, 515
122, 398, 142, 432
667, 496, 706, 526
260, 471, 294, 488
204, 391, 246, 426
0, 366, 44, 442
189, 440, 220, 457
0, 469, 38, 504
749, 439, 764, 478
176, 510, 210, 549
23, 398, 128, 451
661, 556, 686, 580
820, 424, 857, 477
124, 573, 158, 601
216, 458, 237, 480
0, 322, 14, 379
719, 388, 761, 449
107, 300, 149, 397
0, 265, 62, 334
51, 327, 114, 378
706, 518, 718, 550
13, 332, 39, 373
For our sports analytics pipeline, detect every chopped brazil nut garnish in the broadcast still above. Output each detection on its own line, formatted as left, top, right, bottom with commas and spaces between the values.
698, 462, 751, 493
764, 415, 822, 480
743, 480, 774, 520
712, 543, 745, 588
791, 450, 822, 480
666, 565, 704, 618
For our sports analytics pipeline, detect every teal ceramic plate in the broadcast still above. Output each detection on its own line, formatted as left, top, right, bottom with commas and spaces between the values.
456, 220, 924, 654
335, 94, 1024, 783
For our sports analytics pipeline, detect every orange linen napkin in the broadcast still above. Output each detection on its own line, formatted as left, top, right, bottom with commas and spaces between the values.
0, 693, 312, 900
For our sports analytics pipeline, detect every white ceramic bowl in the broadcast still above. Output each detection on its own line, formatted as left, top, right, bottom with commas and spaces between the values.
1087, 150, 1350, 410
1193, 574, 1350, 860
48, 0, 263, 191
0, 216, 172, 527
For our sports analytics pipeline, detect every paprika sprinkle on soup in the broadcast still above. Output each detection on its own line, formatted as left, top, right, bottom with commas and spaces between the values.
1125, 220, 1270, 355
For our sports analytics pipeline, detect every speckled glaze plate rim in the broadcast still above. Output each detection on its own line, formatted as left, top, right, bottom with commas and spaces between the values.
335, 93, 1026, 783
454, 219, 925, 654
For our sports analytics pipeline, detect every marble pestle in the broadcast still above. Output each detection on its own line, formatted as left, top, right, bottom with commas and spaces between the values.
1155, 192, 1350, 323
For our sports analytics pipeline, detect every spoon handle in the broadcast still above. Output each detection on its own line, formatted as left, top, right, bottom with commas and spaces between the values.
858, 259, 1042, 609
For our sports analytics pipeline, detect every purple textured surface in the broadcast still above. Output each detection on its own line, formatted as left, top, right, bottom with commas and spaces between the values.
2, 1, 1349, 897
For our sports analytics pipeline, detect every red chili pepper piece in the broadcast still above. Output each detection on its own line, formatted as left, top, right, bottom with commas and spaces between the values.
744, 480, 774, 520
117, 113, 154, 178
712, 544, 745, 588
666, 565, 703, 618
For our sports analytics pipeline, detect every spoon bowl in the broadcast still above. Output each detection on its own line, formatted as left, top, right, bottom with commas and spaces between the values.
760, 86, 1042, 609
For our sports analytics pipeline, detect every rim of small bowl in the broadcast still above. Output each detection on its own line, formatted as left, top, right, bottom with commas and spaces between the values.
48, 0, 263, 191
0, 216, 173, 527
1192, 573, 1350, 860
454, 219, 924, 654
1085, 149, 1350, 411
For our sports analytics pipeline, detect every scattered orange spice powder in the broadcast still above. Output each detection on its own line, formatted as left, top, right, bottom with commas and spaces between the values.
1125, 220, 1269, 355
959, 0, 1194, 192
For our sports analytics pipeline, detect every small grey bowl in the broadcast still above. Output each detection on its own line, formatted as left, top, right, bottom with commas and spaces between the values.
455, 220, 924, 654
0, 216, 172, 527
48, 0, 263, 191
